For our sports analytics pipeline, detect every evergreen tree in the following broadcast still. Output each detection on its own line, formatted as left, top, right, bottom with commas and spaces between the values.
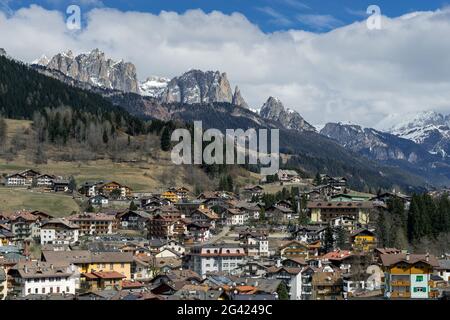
336, 227, 349, 250
129, 201, 138, 210
407, 195, 423, 243
313, 172, 322, 185
160, 126, 172, 151
102, 129, 109, 144
324, 225, 334, 252
0, 116, 6, 149
376, 211, 388, 247
276, 282, 290, 300
68, 176, 77, 192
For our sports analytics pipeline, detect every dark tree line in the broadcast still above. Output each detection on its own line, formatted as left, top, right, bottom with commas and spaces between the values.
377, 194, 450, 249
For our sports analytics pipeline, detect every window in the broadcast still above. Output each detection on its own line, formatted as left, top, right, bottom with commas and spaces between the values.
416, 275, 423, 282
413, 287, 427, 293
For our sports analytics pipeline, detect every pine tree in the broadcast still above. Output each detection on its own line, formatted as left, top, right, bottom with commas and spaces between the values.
314, 172, 322, 185
407, 195, 422, 243
376, 211, 388, 247
129, 201, 138, 210
102, 129, 109, 144
324, 225, 334, 252
68, 176, 77, 192
160, 126, 172, 151
0, 116, 7, 149
276, 282, 290, 300
336, 227, 349, 250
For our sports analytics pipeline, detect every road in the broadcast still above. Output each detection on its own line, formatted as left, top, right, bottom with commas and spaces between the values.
206, 226, 231, 244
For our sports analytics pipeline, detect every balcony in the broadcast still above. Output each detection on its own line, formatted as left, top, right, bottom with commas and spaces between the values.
391, 280, 410, 286
391, 291, 411, 298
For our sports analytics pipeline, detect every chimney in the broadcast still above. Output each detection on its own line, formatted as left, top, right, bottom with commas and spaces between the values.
406, 253, 410, 261
24, 265, 28, 274
425, 253, 429, 262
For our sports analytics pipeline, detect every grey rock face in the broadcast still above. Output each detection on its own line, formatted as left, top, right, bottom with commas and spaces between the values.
44, 49, 139, 93
320, 122, 433, 163
161, 69, 233, 104
260, 96, 315, 132
0, 48, 6, 56
232, 86, 249, 109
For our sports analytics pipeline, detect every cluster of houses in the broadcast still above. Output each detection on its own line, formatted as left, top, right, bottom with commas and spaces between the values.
0, 175, 449, 300
3, 169, 70, 192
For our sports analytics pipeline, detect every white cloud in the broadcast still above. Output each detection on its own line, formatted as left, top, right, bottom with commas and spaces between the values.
1, 5, 450, 127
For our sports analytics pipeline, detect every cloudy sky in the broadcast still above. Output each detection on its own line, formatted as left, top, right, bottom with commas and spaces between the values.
1, 0, 450, 128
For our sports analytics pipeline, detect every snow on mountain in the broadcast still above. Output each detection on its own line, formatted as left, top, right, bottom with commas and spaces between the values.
383, 110, 450, 158
139, 76, 170, 97
32, 55, 50, 66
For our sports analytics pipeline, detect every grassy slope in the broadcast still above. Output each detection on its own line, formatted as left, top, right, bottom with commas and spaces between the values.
0, 119, 259, 215
0, 187, 79, 216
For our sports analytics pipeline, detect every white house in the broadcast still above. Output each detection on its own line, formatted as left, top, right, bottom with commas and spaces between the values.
185, 244, 247, 275
5, 173, 27, 186
238, 231, 269, 258
223, 208, 245, 226
160, 240, 185, 255
8, 261, 80, 297
40, 218, 79, 245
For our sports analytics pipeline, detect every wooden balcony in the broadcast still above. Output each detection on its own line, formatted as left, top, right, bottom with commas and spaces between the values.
391, 280, 410, 286
391, 291, 411, 298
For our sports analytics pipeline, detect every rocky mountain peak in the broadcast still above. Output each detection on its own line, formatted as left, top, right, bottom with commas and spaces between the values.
161, 69, 233, 104
385, 110, 450, 158
139, 76, 171, 98
232, 86, 249, 109
0, 48, 6, 56
260, 96, 315, 132
39, 49, 140, 93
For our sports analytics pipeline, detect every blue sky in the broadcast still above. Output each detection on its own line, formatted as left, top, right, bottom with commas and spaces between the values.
3, 0, 450, 32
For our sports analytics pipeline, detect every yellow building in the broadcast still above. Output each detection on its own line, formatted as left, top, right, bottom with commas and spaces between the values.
81, 271, 125, 292
380, 253, 439, 299
307, 201, 373, 225
161, 191, 179, 203
41, 250, 133, 280
350, 229, 377, 252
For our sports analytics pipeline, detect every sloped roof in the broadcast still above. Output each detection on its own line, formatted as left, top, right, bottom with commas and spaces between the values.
380, 253, 439, 268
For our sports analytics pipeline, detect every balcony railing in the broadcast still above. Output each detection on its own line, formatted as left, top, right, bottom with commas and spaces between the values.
391, 291, 411, 298
391, 280, 410, 286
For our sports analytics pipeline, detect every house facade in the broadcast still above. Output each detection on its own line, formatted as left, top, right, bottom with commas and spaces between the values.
40, 218, 79, 245
381, 253, 439, 299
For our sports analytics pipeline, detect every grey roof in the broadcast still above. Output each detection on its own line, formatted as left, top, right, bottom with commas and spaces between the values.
11, 261, 73, 279
42, 250, 134, 264
438, 259, 450, 270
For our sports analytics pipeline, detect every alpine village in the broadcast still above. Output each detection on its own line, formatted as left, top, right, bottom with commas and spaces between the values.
0, 48, 449, 301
